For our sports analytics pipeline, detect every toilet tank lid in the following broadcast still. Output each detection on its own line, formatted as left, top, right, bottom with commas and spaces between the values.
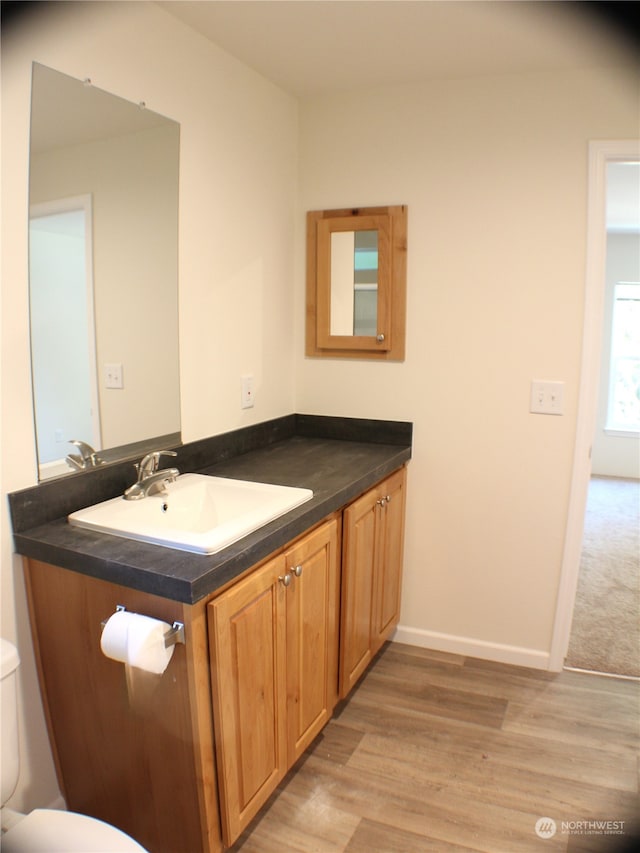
1, 639, 20, 679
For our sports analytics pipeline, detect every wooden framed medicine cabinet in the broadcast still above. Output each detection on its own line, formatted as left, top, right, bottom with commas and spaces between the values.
306, 205, 407, 360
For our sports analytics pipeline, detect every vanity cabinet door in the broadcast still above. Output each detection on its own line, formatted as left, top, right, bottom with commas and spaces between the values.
339, 486, 378, 696
371, 467, 407, 652
207, 555, 288, 846
208, 517, 340, 847
284, 517, 340, 763
339, 467, 407, 698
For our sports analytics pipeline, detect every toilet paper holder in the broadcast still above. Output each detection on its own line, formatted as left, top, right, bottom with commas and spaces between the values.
101, 605, 186, 648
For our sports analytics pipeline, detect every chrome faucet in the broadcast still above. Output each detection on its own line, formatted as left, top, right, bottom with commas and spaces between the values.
66, 440, 102, 471
123, 450, 179, 500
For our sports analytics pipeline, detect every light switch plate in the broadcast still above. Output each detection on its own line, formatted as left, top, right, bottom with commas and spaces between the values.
530, 380, 565, 415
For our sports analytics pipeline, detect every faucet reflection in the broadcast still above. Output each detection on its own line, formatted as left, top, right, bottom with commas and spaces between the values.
66, 439, 103, 471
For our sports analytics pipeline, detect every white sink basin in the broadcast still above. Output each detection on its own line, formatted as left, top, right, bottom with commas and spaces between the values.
68, 473, 313, 554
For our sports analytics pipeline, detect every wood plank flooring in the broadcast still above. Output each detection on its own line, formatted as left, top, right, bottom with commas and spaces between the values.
230, 643, 639, 853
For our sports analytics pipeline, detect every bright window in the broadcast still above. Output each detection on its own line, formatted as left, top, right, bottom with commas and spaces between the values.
606, 282, 640, 432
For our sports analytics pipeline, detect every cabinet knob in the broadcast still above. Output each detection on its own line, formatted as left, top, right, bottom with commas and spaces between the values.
291, 565, 303, 578
377, 498, 387, 507
279, 572, 292, 587
376, 333, 385, 343
386, 494, 392, 503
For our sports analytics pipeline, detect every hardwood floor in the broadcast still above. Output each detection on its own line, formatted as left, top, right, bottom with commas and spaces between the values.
231, 642, 639, 853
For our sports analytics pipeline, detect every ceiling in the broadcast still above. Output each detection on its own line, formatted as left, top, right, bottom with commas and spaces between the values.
158, 1, 636, 98
156, 1, 638, 228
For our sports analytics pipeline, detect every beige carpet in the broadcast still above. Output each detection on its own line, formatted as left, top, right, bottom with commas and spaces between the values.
565, 476, 640, 678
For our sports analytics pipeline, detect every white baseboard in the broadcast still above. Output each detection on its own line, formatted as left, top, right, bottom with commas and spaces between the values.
392, 625, 551, 671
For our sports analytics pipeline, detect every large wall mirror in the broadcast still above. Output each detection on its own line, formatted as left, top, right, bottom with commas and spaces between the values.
29, 63, 181, 480
306, 205, 407, 360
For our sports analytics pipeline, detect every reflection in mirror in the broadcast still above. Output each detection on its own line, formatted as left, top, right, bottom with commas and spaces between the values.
330, 230, 379, 336
29, 63, 181, 480
354, 230, 379, 336
30, 197, 100, 467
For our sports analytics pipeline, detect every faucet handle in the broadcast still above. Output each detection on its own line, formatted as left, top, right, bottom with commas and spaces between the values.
137, 450, 178, 478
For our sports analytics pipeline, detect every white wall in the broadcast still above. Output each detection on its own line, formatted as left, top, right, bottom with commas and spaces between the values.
591, 231, 640, 477
1, 1, 297, 812
295, 66, 639, 665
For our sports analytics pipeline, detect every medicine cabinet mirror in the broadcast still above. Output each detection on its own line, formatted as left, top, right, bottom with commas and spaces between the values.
28, 63, 181, 480
306, 205, 407, 360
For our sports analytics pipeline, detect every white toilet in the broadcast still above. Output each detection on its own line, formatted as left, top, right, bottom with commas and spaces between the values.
1, 638, 148, 852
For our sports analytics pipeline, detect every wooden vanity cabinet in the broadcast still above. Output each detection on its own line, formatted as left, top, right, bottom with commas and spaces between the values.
21, 467, 405, 852
207, 517, 340, 846
23, 559, 223, 853
339, 467, 406, 697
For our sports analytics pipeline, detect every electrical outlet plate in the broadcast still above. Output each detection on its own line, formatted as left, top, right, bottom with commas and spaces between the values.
105, 363, 124, 389
530, 380, 565, 415
241, 374, 254, 409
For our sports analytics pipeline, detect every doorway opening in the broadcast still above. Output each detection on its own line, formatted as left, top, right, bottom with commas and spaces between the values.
29, 195, 101, 478
566, 162, 639, 678
550, 141, 640, 675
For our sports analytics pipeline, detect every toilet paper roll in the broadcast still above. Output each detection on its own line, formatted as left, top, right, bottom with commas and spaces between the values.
100, 610, 175, 674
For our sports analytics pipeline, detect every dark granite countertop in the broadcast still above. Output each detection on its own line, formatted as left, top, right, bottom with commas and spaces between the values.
9, 415, 411, 604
